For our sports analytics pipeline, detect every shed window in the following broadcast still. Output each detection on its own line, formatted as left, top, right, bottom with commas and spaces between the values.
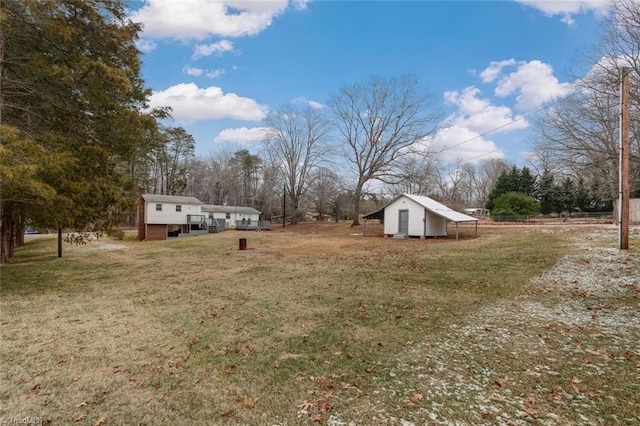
225, 213, 230, 219
176, 205, 182, 212
155, 204, 162, 211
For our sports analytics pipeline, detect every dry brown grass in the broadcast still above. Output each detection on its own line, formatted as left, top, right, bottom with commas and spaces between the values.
1, 223, 638, 425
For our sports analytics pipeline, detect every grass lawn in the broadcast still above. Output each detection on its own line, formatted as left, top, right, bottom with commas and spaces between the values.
1, 223, 638, 425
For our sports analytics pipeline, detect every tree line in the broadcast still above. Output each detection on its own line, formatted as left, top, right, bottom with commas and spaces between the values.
485, 166, 616, 219
2, 0, 639, 263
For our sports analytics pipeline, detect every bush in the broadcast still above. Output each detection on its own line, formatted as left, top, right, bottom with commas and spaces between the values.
491, 192, 540, 220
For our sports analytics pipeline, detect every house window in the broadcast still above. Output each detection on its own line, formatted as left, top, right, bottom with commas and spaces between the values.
225, 213, 230, 219
176, 205, 182, 212
156, 204, 162, 211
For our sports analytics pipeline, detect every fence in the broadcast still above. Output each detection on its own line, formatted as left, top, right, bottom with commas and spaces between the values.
491, 212, 614, 223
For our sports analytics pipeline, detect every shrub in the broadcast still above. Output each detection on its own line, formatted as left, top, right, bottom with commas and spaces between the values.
491, 192, 540, 221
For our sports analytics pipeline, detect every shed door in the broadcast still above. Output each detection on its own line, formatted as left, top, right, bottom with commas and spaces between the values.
398, 209, 409, 235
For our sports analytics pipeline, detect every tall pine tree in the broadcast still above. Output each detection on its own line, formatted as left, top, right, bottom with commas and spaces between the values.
1, 0, 155, 262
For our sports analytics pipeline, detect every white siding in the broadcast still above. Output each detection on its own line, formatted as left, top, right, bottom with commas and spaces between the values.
229, 212, 260, 228
145, 202, 202, 224
205, 211, 260, 228
384, 195, 447, 237
425, 213, 447, 236
384, 197, 423, 236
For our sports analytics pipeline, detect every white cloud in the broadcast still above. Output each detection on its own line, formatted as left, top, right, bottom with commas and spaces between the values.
192, 40, 234, 60
214, 126, 270, 145
516, 0, 611, 25
183, 66, 204, 76
292, 0, 310, 10
444, 87, 529, 134
130, 0, 289, 40
206, 68, 226, 79
291, 96, 326, 109
424, 86, 528, 163
135, 38, 157, 53
421, 127, 504, 164
148, 83, 268, 122
493, 60, 574, 110
479, 59, 517, 83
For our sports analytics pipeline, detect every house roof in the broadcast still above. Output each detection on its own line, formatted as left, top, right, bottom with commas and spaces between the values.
142, 194, 203, 205
403, 194, 479, 222
364, 193, 479, 223
362, 206, 385, 220
201, 205, 261, 215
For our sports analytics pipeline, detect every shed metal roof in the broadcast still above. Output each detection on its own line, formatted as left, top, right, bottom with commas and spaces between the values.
201, 205, 261, 215
403, 194, 479, 222
143, 194, 203, 205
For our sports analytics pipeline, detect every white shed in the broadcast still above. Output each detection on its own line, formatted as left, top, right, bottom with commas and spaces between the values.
364, 194, 479, 240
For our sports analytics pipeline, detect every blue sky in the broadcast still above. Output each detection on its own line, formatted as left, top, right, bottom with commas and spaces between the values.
129, 0, 610, 165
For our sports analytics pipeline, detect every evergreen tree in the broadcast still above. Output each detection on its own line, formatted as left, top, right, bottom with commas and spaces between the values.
538, 170, 559, 214
557, 177, 577, 214
1, 0, 154, 262
485, 165, 537, 210
518, 166, 537, 197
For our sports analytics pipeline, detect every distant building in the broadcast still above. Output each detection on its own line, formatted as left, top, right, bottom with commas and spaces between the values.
138, 194, 205, 241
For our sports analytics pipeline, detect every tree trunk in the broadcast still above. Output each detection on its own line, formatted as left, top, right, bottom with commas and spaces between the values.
16, 213, 25, 247
351, 185, 362, 226
1, 208, 14, 264
290, 197, 299, 225
58, 227, 62, 258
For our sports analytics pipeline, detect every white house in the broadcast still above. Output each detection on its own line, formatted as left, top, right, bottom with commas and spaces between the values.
201, 205, 262, 229
364, 193, 479, 240
138, 194, 205, 241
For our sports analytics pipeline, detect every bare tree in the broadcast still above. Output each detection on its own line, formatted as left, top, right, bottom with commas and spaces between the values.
462, 159, 511, 206
263, 105, 331, 224
388, 153, 440, 197
534, 0, 640, 200
329, 75, 440, 225
435, 162, 466, 205
308, 167, 342, 221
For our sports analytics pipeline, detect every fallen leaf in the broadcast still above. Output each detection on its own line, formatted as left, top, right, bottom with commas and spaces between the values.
521, 403, 537, 416
410, 393, 423, 404
93, 417, 106, 426
75, 402, 88, 408
489, 394, 503, 403
244, 396, 260, 409
571, 376, 583, 384
309, 413, 324, 422
494, 376, 509, 388
297, 400, 313, 410
220, 408, 234, 417
74, 414, 87, 422
23, 383, 41, 399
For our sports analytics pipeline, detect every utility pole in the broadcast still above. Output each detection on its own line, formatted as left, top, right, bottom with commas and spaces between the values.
282, 183, 286, 228
619, 67, 631, 250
